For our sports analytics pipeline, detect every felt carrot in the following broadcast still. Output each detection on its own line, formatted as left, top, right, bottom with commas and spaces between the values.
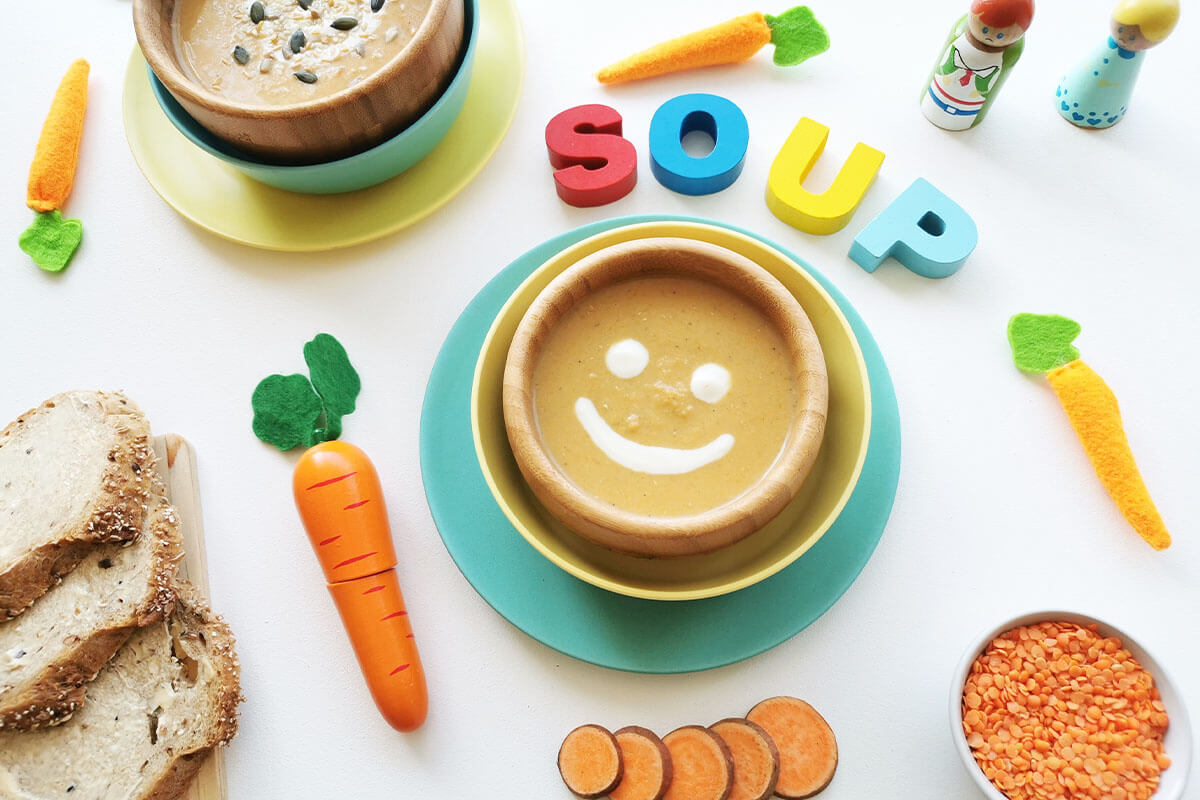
253, 334, 429, 732
1008, 313, 1171, 551
596, 6, 829, 85
19, 59, 89, 273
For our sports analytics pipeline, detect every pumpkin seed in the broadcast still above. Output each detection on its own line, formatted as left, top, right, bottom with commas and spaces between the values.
232, 45, 250, 65
331, 16, 358, 30
294, 70, 318, 84
289, 29, 306, 53
297, 0, 312, 8
249, 1, 265, 23
371, 0, 385, 11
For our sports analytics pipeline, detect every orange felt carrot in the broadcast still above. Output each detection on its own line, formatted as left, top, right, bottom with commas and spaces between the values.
1008, 314, 1171, 551
596, 6, 829, 85
27, 58, 89, 213
294, 440, 429, 732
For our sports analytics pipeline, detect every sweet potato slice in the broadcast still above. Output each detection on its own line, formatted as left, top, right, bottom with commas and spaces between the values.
558, 724, 623, 798
709, 718, 780, 800
662, 725, 734, 800
746, 697, 837, 798
610, 726, 674, 800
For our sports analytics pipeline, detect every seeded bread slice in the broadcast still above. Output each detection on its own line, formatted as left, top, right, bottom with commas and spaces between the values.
0, 391, 158, 618
0, 498, 181, 731
0, 582, 242, 799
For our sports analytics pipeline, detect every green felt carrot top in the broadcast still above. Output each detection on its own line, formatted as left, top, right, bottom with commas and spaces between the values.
1007, 313, 1082, 373
252, 333, 361, 451
597, 6, 830, 85
765, 6, 831, 66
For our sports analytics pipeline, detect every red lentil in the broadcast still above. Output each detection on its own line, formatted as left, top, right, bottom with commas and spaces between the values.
962, 622, 1170, 800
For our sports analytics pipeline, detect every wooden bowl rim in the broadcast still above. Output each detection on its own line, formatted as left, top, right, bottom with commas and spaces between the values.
501, 236, 828, 548
133, 0, 463, 118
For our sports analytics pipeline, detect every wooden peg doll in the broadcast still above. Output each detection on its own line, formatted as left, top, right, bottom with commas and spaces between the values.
1055, 0, 1180, 129
921, 0, 1035, 131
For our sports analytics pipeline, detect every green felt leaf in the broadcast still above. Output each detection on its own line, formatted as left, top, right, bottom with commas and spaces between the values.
251, 373, 324, 451
1008, 313, 1082, 374
765, 6, 830, 67
19, 210, 83, 272
303, 333, 360, 438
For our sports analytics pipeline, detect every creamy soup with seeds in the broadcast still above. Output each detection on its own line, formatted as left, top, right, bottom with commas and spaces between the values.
532, 276, 798, 517
175, 0, 433, 104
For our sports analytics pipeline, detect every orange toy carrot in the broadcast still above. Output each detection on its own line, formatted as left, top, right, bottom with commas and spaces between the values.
596, 6, 829, 85
253, 334, 428, 731
20, 58, 89, 273
294, 441, 428, 732
27, 58, 89, 214
1008, 313, 1171, 550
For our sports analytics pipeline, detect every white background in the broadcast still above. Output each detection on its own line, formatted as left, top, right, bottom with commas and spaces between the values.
2, 0, 1198, 797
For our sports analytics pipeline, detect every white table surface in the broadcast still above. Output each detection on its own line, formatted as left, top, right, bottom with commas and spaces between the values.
3, 0, 1198, 797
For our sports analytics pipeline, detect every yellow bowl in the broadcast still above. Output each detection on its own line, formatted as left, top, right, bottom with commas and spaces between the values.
471, 221, 871, 601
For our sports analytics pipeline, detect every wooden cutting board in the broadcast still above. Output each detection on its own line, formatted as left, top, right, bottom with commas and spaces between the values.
153, 434, 227, 800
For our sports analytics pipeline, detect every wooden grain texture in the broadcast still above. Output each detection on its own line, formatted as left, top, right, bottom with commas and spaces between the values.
133, 0, 465, 162
153, 434, 225, 800
502, 237, 829, 557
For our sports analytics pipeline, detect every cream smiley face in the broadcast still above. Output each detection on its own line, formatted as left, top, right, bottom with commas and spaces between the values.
574, 339, 734, 475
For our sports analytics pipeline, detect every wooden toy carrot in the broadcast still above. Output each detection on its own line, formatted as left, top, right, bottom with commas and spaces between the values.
253, 334, 429, 731
294, 441, 428, 732
20, 59, 89, 272
596, 6, 829, 85
1008, 313, 1171, 550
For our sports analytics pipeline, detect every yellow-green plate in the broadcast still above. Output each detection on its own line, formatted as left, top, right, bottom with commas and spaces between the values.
472, 221, 872, 600
121, 0, 523, 251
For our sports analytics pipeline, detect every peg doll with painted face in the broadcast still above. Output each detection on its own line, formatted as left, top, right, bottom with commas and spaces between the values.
921, 0, 1035, 131
1055, 0, 1179, 129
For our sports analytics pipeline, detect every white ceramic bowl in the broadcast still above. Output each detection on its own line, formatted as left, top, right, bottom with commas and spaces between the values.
950, 610, 1193, 800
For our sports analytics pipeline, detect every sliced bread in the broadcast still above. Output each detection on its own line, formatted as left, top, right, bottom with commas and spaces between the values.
0, 391, 158, 618
0, 498, 181, 731
0, 582, 242, 799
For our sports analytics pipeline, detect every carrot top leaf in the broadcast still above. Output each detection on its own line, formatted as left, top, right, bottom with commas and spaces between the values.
252, 333, 361, 450
19, 210, 83, 272
252, 374, 325, 451
1008, 313, 1082, 374
764, 6, 830, 67
303, 332, 361, 440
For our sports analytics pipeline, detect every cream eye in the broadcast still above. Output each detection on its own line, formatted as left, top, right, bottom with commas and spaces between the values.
606, 339, 649, 379
690, 363, 731, 404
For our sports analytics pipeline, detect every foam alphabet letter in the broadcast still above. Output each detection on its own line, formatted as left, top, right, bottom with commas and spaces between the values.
848, 178, 977, 278
545, 104, 638, 207
765, 117, 885, 235
648, 93, 749, 196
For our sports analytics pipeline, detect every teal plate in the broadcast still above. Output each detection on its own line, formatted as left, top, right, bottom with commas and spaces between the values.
420, 215, 901, 673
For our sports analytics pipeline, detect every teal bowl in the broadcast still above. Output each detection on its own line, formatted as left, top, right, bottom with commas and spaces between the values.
147, 0, 478, 195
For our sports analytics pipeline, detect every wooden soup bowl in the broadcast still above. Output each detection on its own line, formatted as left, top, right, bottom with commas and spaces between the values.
502, 238, 829, 558
133, 0, 464, 164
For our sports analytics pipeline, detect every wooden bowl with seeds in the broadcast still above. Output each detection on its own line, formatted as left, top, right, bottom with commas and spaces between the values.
134, 0, 465, 164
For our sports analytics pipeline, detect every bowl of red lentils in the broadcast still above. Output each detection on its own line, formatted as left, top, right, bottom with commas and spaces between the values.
950, 611, 1192, 800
